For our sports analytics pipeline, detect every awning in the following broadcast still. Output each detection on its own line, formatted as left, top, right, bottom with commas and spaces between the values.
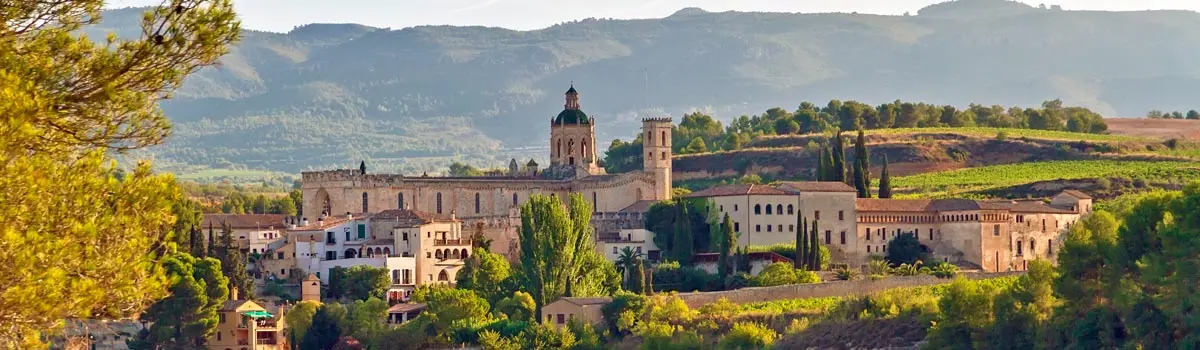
242, 310, 274, 319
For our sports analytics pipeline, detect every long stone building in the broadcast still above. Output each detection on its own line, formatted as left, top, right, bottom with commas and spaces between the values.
300, 85, 671, 257
685, 185, 1092, 271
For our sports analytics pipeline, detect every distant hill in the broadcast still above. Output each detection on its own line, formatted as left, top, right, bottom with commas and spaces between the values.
96, 1, 1200, 173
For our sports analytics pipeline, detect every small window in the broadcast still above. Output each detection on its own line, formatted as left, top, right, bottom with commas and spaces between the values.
929, 229, 934, 241
840, 231, 846, 245
1048, 239, 1053, 255
734, 223, 740, 232
513, 193, 519, 206
661, 151, 666, 160
776, 204, 783, 215
755, 205, 762, 215
734, 205, 739, 211
865, 228, 871, 241
839, 211, 844, 220
557, 314, 566, 324
613, 247, 618, 254
436, 192, 443, 214
815, 211, 821, 220
825, 230, 831, 244
788, 225, 794, 232
787, 205, 794, 215
766, 205, 773, 215
993, 224, 1000, 236
720, 205, 724, 211
755, 225, 761, 232
1017, 241, 1023, 255
778, 224, 783, 232
767, 225, 772, 232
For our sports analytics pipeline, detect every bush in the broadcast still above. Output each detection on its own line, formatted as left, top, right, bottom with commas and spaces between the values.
995, 131, 1009, 141
478, 330, 520, 350
699, 297, 739, 324
717, 322, 778, 350
785, 318, 811, 335
601, 291, 645, 336
835, 267, 859, 281
868, 260, 891, 277
931, 262, 958, 278
751, 263, 821, 287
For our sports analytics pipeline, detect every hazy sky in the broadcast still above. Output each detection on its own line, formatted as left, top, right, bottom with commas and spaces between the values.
108, 0, 1199, 32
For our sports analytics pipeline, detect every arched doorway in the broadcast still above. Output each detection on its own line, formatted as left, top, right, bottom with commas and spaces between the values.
437, 270, 448, 281
315, 188, 332, 217
344, 249, 357, 259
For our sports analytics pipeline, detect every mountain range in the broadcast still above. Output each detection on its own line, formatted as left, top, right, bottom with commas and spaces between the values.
97, 0, 1200, 174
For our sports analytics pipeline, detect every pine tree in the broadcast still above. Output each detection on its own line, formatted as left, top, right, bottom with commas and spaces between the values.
854, 129, 872, 198
809, 220, 821, 270
216, 222, 253, 300
879, 154, 893, 199
301, 306, 343, 350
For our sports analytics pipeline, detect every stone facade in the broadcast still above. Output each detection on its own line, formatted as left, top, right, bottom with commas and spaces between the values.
300, 86, 673, 259
687, 184, 1092, 272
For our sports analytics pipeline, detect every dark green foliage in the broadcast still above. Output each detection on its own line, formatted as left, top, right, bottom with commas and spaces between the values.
853, 129, 871, 198
631, 259, 646, 294
672, 200, 695, 264
128, 253, 228, 349
884, 233, 926, 266
830, 133, 846, 183
879, 154, 892, 199
301, 306, 343, 350
646, 199, 711, 258
795, 215, 806, 270
214, 222, 252, 299
718, 213, 736, 283
339, 265, 389, 301
808, 220, 820, 270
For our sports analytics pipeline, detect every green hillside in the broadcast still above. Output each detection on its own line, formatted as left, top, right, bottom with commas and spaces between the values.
96, 1, 1200, 173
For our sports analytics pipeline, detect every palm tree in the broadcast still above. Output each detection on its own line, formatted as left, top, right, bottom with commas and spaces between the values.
615, 247, 644, 289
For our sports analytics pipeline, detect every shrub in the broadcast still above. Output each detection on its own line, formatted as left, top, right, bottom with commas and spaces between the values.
835, 267, 859, 281
566, 319, 604, 350
518, 324, 576, 349
868, 260, 891, 277
478, 330, 520, 350
995, 131, 1009, 141
751, 263, 821, 287
601, 291, 645, 336
699, 297, 739, 324
1166, 138, 1179, 150
931, 262, 958, 278
893, 261, 923, 276
717, 322, 778, 350
785, 318, 811, 335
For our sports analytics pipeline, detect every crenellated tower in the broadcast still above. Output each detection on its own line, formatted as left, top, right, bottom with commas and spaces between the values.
549, 84, 604, 175
642, 117, 673, 201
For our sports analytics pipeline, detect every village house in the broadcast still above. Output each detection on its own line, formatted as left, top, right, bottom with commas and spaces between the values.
542, 297, 613, 328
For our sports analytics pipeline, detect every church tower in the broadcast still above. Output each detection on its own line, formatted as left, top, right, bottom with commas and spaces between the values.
549, 84, 604, 175
642, 117, 673, 201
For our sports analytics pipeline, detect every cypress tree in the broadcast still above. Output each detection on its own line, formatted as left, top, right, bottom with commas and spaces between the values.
718, 213, 735, 282
831, 133, 845, 182
809, 220, 821, 270
823, 143, 836, 181
206, 222, 215, 258
797, 216, 808, 270
879, 154, 892, 199
632, 258, 645, 294
673, 201, 694, 264
855, 129, 872, 198
817, 145, 829, 181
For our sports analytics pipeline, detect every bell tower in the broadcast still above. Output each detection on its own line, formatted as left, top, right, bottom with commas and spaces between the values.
549, 84, 604, 175
642, 117, 673, 200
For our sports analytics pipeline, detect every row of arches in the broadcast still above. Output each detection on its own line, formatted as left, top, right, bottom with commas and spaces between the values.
342, 246, 393, 259
554, 137, 590, 159
434, 248, 469, 260
646, 130, 668, 147
754, 204, 795, 215
357, 189, 614, 216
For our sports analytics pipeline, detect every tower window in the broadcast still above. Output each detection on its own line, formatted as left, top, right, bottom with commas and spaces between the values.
513, 193, 518, 206
362, 192, 369, 213
474, 193, 481, 214
593, 192, 598, 213
776, 204, 783, 215
398, 193, 404, 209
661, 131, 666, 146
787, 205, 794, 215
436, 193, 443, 214
661, 152, 666, 160
647, 152, 653, 160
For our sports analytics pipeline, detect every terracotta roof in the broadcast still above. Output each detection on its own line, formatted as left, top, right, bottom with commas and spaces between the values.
558, 297, 613, 307
1060, 190, 1093, 200
387, 303, 427, 314
202, 214, 285, 230
373, 209, 457, 226
291, 215, 354, 231
684, 184, 790, 198
984, 200, 1078, 214
619, 200, 658, 213
776, 181, 857, 193
220, 300, 255, 312
856, 199, 982, 212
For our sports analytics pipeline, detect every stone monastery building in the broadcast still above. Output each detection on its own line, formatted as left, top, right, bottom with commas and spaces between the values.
300, 85, 673, 258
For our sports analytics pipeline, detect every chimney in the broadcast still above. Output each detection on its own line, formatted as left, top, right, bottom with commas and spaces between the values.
230, 287, 239, 301
317, 217, 325, 227
450, 210, 456, 220
301, 217, 309, 227
346, 211, 353, 220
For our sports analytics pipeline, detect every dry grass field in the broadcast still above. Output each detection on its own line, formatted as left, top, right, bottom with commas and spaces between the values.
1106, 118, 1200, 140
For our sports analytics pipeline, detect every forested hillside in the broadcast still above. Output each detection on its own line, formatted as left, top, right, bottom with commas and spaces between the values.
97, 0, 1200, 173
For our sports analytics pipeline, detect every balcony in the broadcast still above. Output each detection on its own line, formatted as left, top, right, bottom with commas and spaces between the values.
434, 238, 471, 246
256, 338, 278, 345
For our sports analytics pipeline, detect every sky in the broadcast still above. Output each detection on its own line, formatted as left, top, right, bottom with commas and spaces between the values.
108, 0, 1200, 32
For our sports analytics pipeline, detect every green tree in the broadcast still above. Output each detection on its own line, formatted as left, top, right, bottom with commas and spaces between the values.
214, 222, 253, 299
1188, 110, 1200, 120
831, 133, 846, 183
672, 200, 695, 264
852, 129, 871, 198
343, 298, 389, 345
301, 306, 343, 350
817, 145, 830, 181
496, 291, 537, 322
614, 247, 644, 291
884, 233, 926, 265
285, 300, 321, 347
128, 253, 228, 349
0, 1, 239, 345
458, 247, 514, 305
878, 154, 892, 198
172, 198, 204, 254
290, 189, 304, 216
681, 137, 708, 154
987, 259, 1058, 350
775, 118, 800, 135
808, 220, 821, 270
632, 258, 647, 294
448, 162, 484, 176
340, 265, 389, 301
413, 286, 491, 332
797, 216, 808, 270
252, 194, 268, 214
718, 213, 736, 282
518, 194, 619, 321
924, 278, 996, 349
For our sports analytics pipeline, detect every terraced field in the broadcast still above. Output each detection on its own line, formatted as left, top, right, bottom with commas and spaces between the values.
889, 160, 1200, 198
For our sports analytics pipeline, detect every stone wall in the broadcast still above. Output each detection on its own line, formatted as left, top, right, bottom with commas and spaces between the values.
675, 271, 1024, 308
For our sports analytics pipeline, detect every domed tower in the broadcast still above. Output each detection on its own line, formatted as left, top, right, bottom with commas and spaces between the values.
550, 84, 603, 175
642, 117, 673, 201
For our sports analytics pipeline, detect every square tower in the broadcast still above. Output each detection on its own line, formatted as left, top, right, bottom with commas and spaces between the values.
642, 117, 673, 201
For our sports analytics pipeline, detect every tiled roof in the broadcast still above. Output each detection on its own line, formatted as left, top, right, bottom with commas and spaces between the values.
983, 200, 1078, 214
387, 303, 427, 314
684, 184, 790, 198
202, 214, 285, 230
559, 297, 614, 306
776, 181, 857, 193
856, 199, 982, 212
929, 199, 984, 211
1060, 190, 1093, 200
220, 300, 255, 312
619, 200, 658, 213
291, 215, 354, 231
373, 209, 457, 226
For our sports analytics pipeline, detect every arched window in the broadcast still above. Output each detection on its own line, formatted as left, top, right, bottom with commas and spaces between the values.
582, 138, 588, 157
384, 247, 391, 255
474, 193, 481, 214
754, 204, 761, 215
362, 192, 369, 213
435, 250, 443, 259
647, 152, 653, 160
556, 139, 561, 157
787, 204, 794, 215
765, 205, 773, 215
398, 193, 404, 209
661, 131, 666, 146
436, 193, 443, 214
593, 192, 598, 213
568, 139, 575, 155
513, 193, 518, 206
438, 270, 448, 281
776, 204, 783, 215
647, 131, 653, 143
452, 250, 461, 259
462, 249, 469, 259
